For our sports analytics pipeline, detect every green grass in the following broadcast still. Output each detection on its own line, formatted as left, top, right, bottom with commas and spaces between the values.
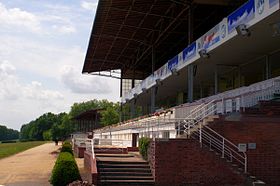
0, 141, 46, 159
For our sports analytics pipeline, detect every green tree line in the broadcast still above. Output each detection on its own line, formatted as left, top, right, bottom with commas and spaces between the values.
20, 99, 120, 141
0, 125, 19, 141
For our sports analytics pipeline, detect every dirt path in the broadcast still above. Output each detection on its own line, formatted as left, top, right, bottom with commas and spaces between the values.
0, 143, 60, 186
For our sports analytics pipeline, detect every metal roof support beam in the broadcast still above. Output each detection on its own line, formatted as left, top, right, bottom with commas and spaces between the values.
90, 0, 113, 72
100, 0, 136, 71
214, 66, 218, 94
110, 7, 177, 20
92, 34, 150, 46
129, 4, 189, 70
150, 46, 156, 113
187, 4, 194, 103
115, 0, 157, 66
154, 5, 190, 46
106, 21, 163, 32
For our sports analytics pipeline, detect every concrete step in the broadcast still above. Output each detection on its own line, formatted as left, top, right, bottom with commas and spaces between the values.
98, 164, 150, 169
99, 179, 155, 186
101, 172, 153, 177
96, 154, 134, 158
98, 161, 148, 165
99, 167, 152, 173
100, 176, 154, 181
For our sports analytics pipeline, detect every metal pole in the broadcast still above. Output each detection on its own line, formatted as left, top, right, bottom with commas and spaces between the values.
215, 66, 218, 94
187, 4, 194, 103
151, 46, 156, 113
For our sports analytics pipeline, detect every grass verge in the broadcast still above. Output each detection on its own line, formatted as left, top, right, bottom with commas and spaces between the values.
0, 141, 46, 159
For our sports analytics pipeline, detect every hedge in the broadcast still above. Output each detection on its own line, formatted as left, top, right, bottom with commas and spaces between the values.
50, 152, 81, 186
139, 137, 150, 160
61, 141, 73, 155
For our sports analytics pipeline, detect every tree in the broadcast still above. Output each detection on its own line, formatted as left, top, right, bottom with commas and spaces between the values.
69, 99, 121, 127
0, 125, 19, 141
100, 103, 120, 126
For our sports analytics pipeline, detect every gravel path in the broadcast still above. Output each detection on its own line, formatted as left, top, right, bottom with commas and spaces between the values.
0, 143, 60, 186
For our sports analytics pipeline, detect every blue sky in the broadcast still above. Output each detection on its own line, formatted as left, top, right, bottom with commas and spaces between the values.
0, 0, 120, 130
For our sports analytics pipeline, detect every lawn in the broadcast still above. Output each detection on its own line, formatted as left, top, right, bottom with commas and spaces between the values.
0, 141, 46, 159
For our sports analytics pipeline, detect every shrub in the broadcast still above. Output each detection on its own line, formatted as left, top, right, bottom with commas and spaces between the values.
139, 137, 150, 160
61, 141, 73, 155
50, 152, 81, 186
1, 140, 17, 143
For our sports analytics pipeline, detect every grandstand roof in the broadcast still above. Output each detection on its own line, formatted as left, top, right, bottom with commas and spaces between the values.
73, 109, 103, 120
83, 0, 246, 79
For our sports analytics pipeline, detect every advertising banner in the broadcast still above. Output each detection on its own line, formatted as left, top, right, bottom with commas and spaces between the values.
167, 55, 179, 71
254, 0, 279, 27
197, 24, 220, 50
146, 74, 155, 89
269, 0, 278, 8
228, 0, 255, 33
154, 64, 167, 80
182, 42, 196, 63
141, 79, 148, 90
197, 18, 227, 52
134, 84, 142, 95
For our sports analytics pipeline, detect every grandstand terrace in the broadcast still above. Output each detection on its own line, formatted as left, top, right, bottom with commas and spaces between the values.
80, 0, 280, 185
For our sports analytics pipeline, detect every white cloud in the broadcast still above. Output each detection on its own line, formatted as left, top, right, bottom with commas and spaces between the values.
81, 1, 98, 11
61, 65, 111, 94
0, 61, 64, 101
0, 2, 41, 32
23, 81, 64, 100
0, 1, 120, 130
52, 24, 76, 34
0, 61, 20, 100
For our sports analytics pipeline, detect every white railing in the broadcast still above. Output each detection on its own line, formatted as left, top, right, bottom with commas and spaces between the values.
183, 99, 217, 135
192, 126, 247, 173
179, 77, 280, 173
181, 100, 247, 173
94, 77, 280, 141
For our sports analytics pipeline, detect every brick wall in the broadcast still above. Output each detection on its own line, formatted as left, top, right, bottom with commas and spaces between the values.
74, 143, 86, 158
148, 139, 245, 186
209, 119, 280, 186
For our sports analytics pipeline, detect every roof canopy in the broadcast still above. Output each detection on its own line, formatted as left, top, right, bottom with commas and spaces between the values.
83, 0, 246, 79
73, 109, 103, 120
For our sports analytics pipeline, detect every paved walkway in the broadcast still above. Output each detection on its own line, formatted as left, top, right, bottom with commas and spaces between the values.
0, 143, 60, 186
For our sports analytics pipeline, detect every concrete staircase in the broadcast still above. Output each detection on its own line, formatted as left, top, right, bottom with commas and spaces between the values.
96, 154, 154, 186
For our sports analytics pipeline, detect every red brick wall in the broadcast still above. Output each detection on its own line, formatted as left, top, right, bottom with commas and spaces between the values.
209, 120, 280, 186
148, 139, 245, 186
74, 144, 86, 158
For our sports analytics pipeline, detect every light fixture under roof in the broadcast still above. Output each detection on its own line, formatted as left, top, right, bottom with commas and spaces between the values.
133, 93, 137, 98
171, 68, 179, 76
271, 22, 280, 37
198, 49, 210, 58
142, 88, 147, 93
155, 78, 162, 86
235, 24, 251, 37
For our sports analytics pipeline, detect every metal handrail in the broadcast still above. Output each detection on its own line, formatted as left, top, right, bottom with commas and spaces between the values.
194, 128, 246, 169
182, 98, 247, 173
183, 101, 217, 134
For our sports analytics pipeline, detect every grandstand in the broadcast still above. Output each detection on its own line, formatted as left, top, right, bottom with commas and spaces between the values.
81, 0, 280, 185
